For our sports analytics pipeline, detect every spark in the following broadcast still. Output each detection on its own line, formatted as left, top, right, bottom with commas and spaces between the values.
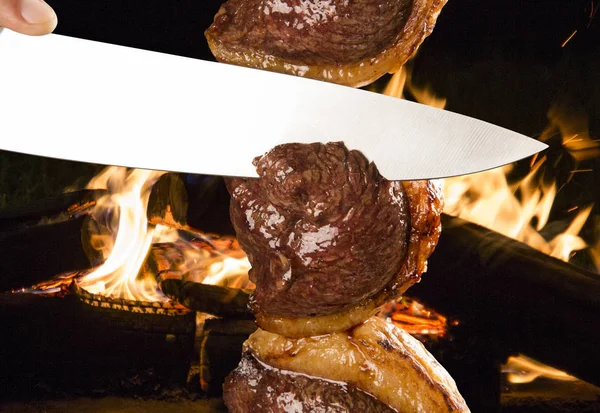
563, 134, 580, 145
589, 1, 599, 27
561, 30, 578, 48
570, 251, 577, 259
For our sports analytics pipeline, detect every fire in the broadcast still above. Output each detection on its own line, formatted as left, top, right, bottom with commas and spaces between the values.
382, 68, 597, 266
151, 236, 253, 290
76, 167, 174, 301
502, 355, 577, 384
382, 68, 599, 384
71, 166, 252, 303
378, 297, 449, 341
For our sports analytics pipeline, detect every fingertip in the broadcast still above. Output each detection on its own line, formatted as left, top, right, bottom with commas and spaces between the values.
36, 11, 57, 35
1, 0, 58, 35
20, 0, 55, 24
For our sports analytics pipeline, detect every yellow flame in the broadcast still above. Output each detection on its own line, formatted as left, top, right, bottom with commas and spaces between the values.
77, 167, 175, 301
203, 257, 252, 288
540, 103, 600, 163
165, 237, 253, 290
382, 68, 598, 384
382, 70, 594, 263
503, 355, 577, 384
383, 67, 446, 109
75, 166, 253, 302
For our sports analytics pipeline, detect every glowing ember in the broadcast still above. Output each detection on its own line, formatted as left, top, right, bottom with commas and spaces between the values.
378, 297, 449, 341
150, 236, 253, 290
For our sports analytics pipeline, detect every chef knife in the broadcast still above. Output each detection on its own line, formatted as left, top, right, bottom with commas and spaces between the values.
0, 29, 546, 180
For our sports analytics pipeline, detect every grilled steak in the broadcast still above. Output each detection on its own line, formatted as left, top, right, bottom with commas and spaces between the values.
206, 0, 448, 87
224, 352, 396, 413
227, 142, 443, 337
224, 317, 471, 413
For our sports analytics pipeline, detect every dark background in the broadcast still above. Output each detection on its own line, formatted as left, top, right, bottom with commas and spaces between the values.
1, 0, 599, 263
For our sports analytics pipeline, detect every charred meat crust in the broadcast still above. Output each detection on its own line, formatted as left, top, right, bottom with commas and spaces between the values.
205, 0, 448, 87
223, 351, 397, 413
226, 142, 411, 319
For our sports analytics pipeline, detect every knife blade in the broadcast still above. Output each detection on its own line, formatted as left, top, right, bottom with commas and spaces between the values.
0, 28, 546, 180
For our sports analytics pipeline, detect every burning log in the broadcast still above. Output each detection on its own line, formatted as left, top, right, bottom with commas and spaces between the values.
1, 175, 199, 293
409, 213, 600, 388
0, 291, 196, 398
159, 272, 252, 318
0, 189, 106, 232
147, 173, 189, 228
149, 239, 253, 318
0, 189, 109, 292
148, 173, 235, 235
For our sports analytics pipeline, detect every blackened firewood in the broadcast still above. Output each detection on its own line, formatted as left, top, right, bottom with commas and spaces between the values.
0, 189, 106, 232
0, 291, 196, 399
147, 173, 189, 228
198, 318, 257, 395
0, 216, 91, 292
185, 176, 235, 236
147, 174, 235, 235
410, 213, 600, 387
160, 276, 252, 319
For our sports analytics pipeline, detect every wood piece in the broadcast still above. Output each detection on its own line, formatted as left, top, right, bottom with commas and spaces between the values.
0, 189, 106, 232
160, 276, 252, 319
185, 176, 236, 236
0, 176, 190, 291
409, 213, 600, 387
198, 318, 257, 396
0, 216, 91, 292
147, 174, 235, 235
423, 323, 505, 413
147, 173, 189, 228
0, 291, 197, 399
0, 173, 232, 293
148, 238, 253, 318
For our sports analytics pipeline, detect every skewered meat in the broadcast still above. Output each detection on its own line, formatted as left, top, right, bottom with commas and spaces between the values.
224, 316, 470, 413
227, 142, 443, 337
224, 352, 396, 412
205, 0, 447, 87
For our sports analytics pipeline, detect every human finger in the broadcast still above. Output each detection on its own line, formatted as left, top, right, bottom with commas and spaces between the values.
0, 0, 57, 36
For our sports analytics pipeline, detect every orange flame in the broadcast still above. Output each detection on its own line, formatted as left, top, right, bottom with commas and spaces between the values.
503, 355, 577, 384
151, 236, 253, 290
382, 69, 595, 266
74, 167, 253, 303
76, 167, 174, 301
382, 68, 598, 384
379, 297, 448, 340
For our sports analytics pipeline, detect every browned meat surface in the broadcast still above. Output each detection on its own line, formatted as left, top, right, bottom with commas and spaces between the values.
227, 142, 443, 337
224, 317, 471, 413
206, 0, 447, 87
227, 142, 409, 317
223, 352, 397, 413
208, 0, 412, 65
